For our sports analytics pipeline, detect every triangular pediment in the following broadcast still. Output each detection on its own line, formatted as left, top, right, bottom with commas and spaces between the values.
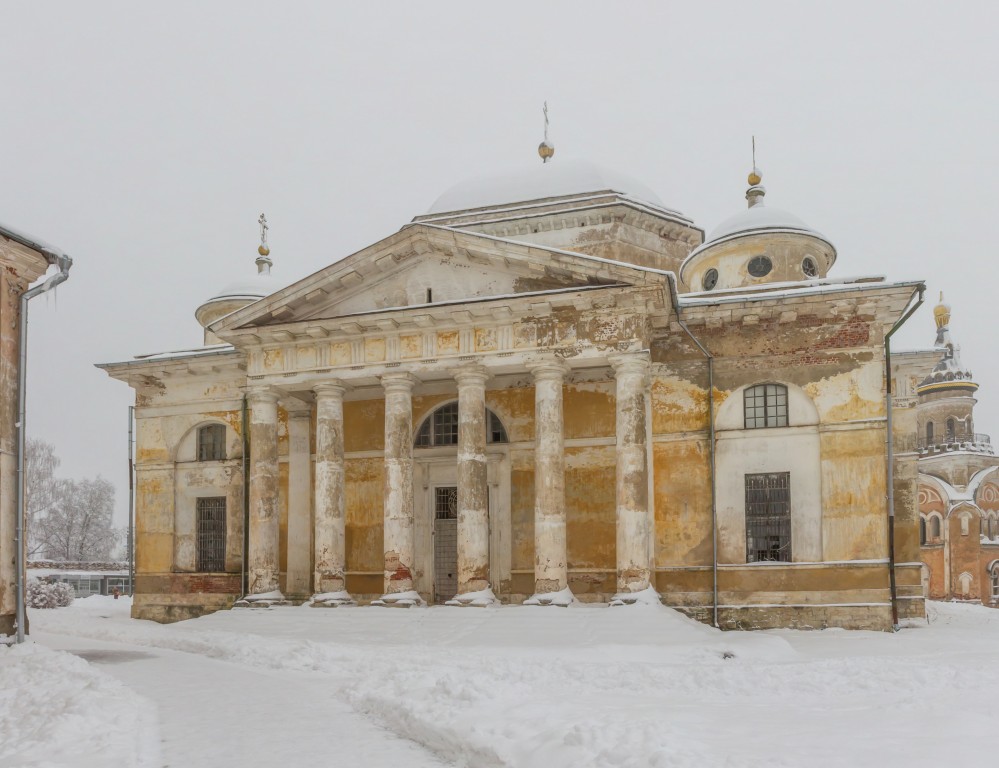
211, 224, 669, 334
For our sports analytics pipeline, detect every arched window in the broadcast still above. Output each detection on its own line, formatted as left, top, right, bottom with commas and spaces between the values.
743, 384, 789, 429
928, 515, 941, 542
947, 418, 957, 440
919, 517, 927, 545
991, 564, 999, 602
414, 403, 508, 447
926, 422, 934, 444
197, 424, 226, 461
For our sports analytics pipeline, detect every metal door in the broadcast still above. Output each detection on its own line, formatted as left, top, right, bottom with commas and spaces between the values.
433, 486, 458, 603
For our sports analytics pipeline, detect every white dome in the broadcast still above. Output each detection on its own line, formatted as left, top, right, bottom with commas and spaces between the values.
686, 201, 833, 262
427, 158, 667, 214
202, 271, 278, 305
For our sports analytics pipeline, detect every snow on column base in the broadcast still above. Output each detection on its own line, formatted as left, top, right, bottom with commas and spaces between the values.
233, 590, 290, 608
370, 590, 426, 608
445, 587, 499, 607
609, 586, 662, 607
309, 591, 357, 608
523, 586, 576, 607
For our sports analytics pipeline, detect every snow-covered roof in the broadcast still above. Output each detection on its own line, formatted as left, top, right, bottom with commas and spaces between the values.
0, 219, 65, 261
201, 271, 281, 306
685, 201, 834, 262
427, 158, 668, 214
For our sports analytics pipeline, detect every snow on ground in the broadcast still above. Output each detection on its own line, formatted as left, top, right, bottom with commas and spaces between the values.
11, 597, 999, 767
0, 635, 160, 767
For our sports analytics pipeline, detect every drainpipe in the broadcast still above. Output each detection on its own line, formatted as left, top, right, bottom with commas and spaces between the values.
665, 274, 719, 628
14, 247, 72, 643
240, 394, 250, 599
128, 406, 135, 596
884, 284, 925, 631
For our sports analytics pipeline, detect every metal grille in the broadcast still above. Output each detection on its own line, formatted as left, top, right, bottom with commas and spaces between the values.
744, 384, 788, 429
196, 497, 226, 572
745, 472, 791, 563
197, 424, 226, 461
434, 486, 458, 602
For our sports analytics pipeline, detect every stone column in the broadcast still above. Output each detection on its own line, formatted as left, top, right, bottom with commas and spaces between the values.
237, 386, 287, 606
285, 408, 312, 599
311, 382, 355, 607
375, 372, 422, 606
449, 364, 494, 605
526, 360, 571, 605
609, 352, 654, 599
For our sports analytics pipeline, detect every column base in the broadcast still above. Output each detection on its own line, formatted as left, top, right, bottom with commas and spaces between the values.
523, 587, 575, 607
445, 587, 499, 607
309, 591, 357, 608
609, 586, 662, 607
371, 590, 426, 608
233, 590, 290, 608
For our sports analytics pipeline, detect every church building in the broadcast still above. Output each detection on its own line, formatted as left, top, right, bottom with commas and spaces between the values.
98, 144, 928, 630
894, 300, 999, 606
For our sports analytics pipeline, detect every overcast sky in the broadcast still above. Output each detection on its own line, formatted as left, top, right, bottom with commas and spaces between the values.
3, 1, 997, 526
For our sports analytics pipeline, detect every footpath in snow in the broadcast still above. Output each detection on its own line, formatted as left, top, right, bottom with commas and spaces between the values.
6, 596, 999, 767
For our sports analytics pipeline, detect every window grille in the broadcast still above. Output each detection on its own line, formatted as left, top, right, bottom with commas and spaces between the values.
435, 486, 458, 520
414, 404, 509, 447
197, 424, 226, 461
744, 384, 789, 429
745, 472, 791, 563
196, 497, 226, 572
992, 567, 999, 601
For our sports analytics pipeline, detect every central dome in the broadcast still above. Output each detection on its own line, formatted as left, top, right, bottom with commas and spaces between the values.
427, 158, 666, 214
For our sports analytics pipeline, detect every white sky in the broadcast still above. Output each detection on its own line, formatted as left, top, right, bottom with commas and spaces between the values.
2, 1, 997, 526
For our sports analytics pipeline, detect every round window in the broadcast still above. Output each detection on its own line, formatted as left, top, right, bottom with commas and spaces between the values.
702, 268, 719, 291
747, 255, 772, 277
802, 256, 818, 278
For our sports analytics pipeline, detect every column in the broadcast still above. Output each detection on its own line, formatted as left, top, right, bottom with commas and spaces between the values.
237, 386, 286, 606
450, 364, 494, 604
609, 352, 654, 598
285, 408, 312, 599
375, 372, 422, 606
526, 359, 570, 605
311, 382, 355, 606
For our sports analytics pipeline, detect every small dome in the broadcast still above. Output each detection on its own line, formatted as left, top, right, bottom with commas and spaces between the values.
692, 204, 830, 257
427, 158, 667, 214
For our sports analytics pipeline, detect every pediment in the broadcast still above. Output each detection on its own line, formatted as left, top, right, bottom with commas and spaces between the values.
211, 224, 667, 334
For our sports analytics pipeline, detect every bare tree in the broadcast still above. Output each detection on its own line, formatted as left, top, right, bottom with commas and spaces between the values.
35, 476, 118, 561
24, 438, 68, 557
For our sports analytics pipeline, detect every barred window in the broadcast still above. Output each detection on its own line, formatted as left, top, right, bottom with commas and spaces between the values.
196, 497, 226, 572
197, 424, 226, 461
744, 384, 788, 429
415, 403, 508, 447
745, 472, 791, 563
920, 517, 927, 545
946, 418, 956, 440
926, 422, 934, 444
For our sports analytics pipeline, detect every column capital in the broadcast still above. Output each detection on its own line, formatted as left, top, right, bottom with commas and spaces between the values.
380, 371, 419, 394
313, 380, 348, 400
608, 351, 651, 378
245, 385, 279, 405
452, 363, 490, 388
527, 358, 569, 382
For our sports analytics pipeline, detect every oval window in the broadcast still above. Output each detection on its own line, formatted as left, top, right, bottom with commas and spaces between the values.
747, 255, 772, 277
702, 268, 719, 291
802, 256, 818, 277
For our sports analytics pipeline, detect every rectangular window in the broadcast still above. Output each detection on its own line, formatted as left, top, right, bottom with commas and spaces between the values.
196, 497, 227, 572
745, 472, 792, 563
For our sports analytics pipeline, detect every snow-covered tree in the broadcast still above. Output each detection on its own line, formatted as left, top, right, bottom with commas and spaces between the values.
25, 579, 74, 608
25, 438, 70, 557
35, 476, 119, 562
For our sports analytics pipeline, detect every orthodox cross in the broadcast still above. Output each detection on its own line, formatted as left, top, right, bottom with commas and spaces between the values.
543, 101, 550, 144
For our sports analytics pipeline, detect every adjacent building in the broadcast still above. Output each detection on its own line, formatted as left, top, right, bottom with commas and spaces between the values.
99, 154, 927, 630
